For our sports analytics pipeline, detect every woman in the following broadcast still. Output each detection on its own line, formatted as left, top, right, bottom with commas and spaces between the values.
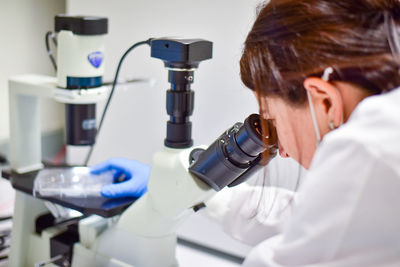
91, 0, 400, 265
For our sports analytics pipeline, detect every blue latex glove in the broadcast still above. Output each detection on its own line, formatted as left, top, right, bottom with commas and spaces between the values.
90, 158, 150, 198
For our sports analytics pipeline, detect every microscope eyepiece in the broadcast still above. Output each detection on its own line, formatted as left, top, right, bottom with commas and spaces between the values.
189, 114, 277, 191
235, 114, 267, 157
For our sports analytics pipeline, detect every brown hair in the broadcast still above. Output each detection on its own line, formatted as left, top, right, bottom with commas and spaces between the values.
240, 0, 400, 106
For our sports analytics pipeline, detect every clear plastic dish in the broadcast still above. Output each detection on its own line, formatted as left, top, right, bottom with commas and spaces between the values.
33, 167, 113, 198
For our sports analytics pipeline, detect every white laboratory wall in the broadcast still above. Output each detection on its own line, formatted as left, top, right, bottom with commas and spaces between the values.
67, 0, 303, 260
0, 0, 66, 152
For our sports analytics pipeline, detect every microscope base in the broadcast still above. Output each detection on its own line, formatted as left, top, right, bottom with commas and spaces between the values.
72, 226, 179, 267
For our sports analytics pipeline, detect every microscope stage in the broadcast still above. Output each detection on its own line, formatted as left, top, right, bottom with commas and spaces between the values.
1, 168, 137, 217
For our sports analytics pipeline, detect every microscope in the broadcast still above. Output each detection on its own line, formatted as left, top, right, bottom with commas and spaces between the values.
4, 17, 277, 266
69, 39, 277, 267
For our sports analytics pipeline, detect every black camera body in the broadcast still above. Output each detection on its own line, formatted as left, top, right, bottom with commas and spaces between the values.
151, 38, 212, 69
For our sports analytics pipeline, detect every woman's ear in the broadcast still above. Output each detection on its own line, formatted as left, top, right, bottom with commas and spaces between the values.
303, 77, 343, 129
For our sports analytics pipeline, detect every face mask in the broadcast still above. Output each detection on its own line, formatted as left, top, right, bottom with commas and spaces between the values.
307, 67, 341, 146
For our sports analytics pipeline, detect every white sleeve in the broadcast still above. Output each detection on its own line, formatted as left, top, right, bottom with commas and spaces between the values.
242, 136, 400, 266
204, 182, 295, 246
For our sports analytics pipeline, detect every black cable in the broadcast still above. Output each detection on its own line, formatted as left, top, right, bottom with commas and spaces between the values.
0, 255, 7, 261
83, 38, 153, 166
45, 31, 58, 71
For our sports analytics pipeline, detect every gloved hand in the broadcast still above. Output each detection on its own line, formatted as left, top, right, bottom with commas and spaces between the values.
90, 158, 150, 198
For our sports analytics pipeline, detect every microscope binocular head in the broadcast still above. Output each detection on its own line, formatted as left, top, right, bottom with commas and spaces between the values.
189, 114, 278, 191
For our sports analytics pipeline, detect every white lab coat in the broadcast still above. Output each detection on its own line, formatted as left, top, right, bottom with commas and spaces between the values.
206, 87, 400, 266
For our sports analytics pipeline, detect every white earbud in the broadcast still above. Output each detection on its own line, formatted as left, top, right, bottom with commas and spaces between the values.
322, 67, 334, 82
